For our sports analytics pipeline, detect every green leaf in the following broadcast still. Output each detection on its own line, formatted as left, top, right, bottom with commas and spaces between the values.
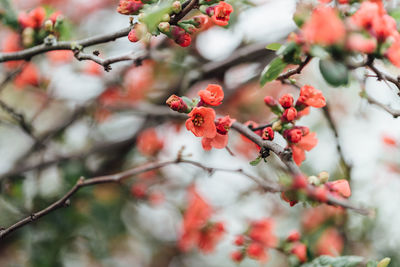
260, 57, 287, 86
319, 59, 349, 87
140, 0, 174, 35
266, 43, 282, 51
250, 157, 262, 166
367, 261, 378, 267
310, 45, 329, 59
301, 256, 364, 267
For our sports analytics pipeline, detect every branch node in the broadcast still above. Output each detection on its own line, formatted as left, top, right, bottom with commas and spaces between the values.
30, 214, 36, 220
93, 50, 100, 56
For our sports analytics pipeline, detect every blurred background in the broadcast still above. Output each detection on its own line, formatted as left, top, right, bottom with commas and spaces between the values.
1, 0, 400, 266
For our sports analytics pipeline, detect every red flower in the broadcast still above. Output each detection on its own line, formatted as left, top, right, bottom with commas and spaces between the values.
231, 250, 244, 263
279, 93, 294, 108
215, 115, 235, 135
282, 107, 297, 122
298, 85, 326, 108
130, 183, 147, 198
18, 7, 46, 29
234, 235, 245, 246
287, 230, 301, 242
198, 84, 224, 106
291, 243, 307, 263
2, 32, 23, 69
284, 128, 303, 143
248, 219, 277, 248
201, 133, 228, 150
179, 187, 225, 253
211, 2, 233, 27
117, 0, 143, 15
261, 127, 274, 141
186, 107, 217, 138
14, 63, 39, 89
315, 227, 344, 256
171, 26, 192, 47
351, 1, 380, 29
386, 38, 400, 67
247, 242, 268, 262
346, 34, 377, 54
136, 128, 164, 156
290, 132, 318, 166
301, 6, 345, 46
325, 179, 351, 198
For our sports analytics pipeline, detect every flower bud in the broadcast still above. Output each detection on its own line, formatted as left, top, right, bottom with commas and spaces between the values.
293, 174, 307, 189
264, 96, 278, 107
307, 175, 319, 185
261, 127, 274, 140
272, 121, 282, 131
44, 19, 53, 32
117, 0, 143, 15
128, 29, 139, 42
166, 94, 189, 113
312, 186, 328, 202
279, 93, 294, 108
231, 250, 244, 263
287, 230, 301, 242
172, 1, 182, 13
318, 171, 329, 184
284, 128, 303, 143
22, 27, 34, 47
234, 235, 245, 246
158, 22, 170, 33
282, 107, 297, 122
161, 13, 170, 22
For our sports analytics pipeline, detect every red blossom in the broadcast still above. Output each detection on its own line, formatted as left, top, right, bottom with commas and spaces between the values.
128, 29, 140, 42
298, 85, 326, 108
290, 132, 318, 166
287, 230, 301, 242
211, 2, 233, 27
346, 34, 377, 54
279, 93, 294, 108
198, 84, 224, 106
18, 7, 46, 29
117, 0, 143, 15
264, 96, 278, 107
291, 243, 307, 263
247, 242, 268, 262
248, 218, 277, 248
201, 133, 229, 150
14, 63, 39, 89
186, 107, 217, 138
136, 128, 164, 156
231, 250, 244, 263
315, 227, 344, 256
282, 107, 297, 122
179, 187, 225, 253
325, 179, 351, 198
261, 127, 274, 141
166, 94, 189, 113
301, 6, 345, 46
215, 115, 235, 135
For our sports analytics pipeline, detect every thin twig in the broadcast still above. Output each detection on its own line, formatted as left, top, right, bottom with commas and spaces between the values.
0, 158, 280, 240
277, 56, 312, 82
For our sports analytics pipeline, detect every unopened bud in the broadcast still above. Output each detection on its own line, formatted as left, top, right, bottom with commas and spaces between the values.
158, 22, 170, 33
161, 13, 170, 22
172, 1, 182, 13
22, 27, 34, 47
307, 175, 319, 185
117, 0, 144, 15
272, 121, 282, 131
262, 127, 274, 141
128, 29, 139, 42
264, 96, 278, 107
44, 19, 53, 31
318, 171, 329, 184
166, 94, 189, 113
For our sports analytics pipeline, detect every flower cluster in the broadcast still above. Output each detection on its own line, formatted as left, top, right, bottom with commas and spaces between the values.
166, 84, 235, 151
17, 7, 63, 47
281, 170, 351, 207
117, 0, 233, 47
231, 218, 277, 263
291, 1, 400, 68
263, 85, 326, 165
285, 230, 307, 263
178, 187, 225, 253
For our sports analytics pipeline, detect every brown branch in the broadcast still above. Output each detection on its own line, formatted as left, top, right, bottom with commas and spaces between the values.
73, 50, 149, 71
0, 158, 280, 240
276, 55, 312, 82
170, 0, 199, 24
322, 105, 353, 180
0, 26, 134, 63
366, 56, 400, 93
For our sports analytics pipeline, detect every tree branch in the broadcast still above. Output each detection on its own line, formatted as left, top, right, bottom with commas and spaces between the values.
277, 55, 312, 81
0, 26, 134, 63
0, 157, 280, 240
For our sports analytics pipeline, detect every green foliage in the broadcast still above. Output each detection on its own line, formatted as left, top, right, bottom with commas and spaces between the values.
140, 0, 175, 35
300, 256, 364, 267
319, 59, 349, 87
0, 0, 19, 30
260, 57, 287, 86
266, 43, 282, 51
249, 156, 262, 166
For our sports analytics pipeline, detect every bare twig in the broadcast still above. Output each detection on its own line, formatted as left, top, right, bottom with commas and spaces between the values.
321, 105, 353, 179
0, 26, 133, 63
0, 158, 280, 240
277, 56, 312, 82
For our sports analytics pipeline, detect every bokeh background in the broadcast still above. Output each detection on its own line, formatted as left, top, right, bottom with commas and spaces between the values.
1, 0, 400, 266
